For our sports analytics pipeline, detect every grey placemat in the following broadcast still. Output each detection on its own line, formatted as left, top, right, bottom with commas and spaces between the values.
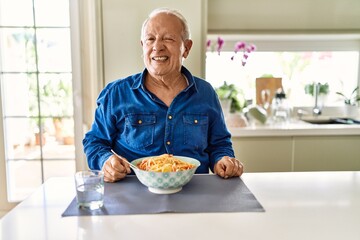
62, 174, 264, 216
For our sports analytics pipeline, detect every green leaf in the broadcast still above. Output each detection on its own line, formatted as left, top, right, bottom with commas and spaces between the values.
215, 81, 247, 112
305, 83, 329, 96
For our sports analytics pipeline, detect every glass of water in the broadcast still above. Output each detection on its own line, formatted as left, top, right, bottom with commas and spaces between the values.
74, 170, 104, 210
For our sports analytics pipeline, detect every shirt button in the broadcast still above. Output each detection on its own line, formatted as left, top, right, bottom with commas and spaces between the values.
166, 141, 171, 145
194, 119, 198, 124
138, 120, 142, 124
168, 115, 172, 120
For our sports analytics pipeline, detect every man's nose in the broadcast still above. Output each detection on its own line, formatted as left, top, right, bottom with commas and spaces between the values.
152, 39, 164, 51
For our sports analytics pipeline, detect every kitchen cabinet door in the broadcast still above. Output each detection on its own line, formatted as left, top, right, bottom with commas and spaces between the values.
232, 137, 293, 172
293, 136, 360, 171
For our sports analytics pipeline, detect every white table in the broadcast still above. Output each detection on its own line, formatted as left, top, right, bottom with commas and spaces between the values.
1, 171, 360, 240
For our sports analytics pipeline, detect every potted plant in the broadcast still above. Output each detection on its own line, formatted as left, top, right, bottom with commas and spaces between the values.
207, 37, 256, 127
29, 77, 74, 145
33, 117, 47, 146
42, 78, 73, 144
216, 82, 248, 127
336, 86, 360, 106
28, 80, 47, 146
216, 82, 247, 113
304, 82, 329, 109
304, 82, 329, 96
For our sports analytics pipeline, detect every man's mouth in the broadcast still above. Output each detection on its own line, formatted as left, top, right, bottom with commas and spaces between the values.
152, 56, 169, 61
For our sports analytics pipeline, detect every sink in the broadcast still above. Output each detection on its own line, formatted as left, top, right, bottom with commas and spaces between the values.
301, 116, 360, 124
300, 116, 333, 124
295, 106, 360, 125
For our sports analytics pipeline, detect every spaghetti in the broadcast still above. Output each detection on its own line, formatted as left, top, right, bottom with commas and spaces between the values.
137, 154, 195, 172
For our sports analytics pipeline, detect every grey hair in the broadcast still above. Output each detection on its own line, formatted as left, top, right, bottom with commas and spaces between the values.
141, 7, 191, 41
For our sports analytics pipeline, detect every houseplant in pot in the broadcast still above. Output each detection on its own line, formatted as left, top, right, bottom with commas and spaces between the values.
207, 37, 256, 127
304, 82, 329, 97
335, 86, 360, 117
335, 86, 360, 106
304, 82, 329, 108
216, 82, 248, 127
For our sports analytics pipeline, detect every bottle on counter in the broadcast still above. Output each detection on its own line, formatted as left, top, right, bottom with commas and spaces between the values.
271, 88, 292, 124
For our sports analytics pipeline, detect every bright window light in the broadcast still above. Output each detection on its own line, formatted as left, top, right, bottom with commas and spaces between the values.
206, 49, 359, 107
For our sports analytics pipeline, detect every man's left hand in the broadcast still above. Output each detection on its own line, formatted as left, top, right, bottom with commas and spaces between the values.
214, 156, 243, 179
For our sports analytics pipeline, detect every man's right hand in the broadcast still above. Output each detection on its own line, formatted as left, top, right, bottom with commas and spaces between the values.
102, 154, 131, 182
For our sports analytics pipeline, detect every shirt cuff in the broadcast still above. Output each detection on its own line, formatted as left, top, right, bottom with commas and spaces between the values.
98, 151, 113, 170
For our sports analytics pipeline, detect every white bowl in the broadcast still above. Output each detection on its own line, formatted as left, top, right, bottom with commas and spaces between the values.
131, 156, 200, 194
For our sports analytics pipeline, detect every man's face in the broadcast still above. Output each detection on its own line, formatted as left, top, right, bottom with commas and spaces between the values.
141, 13, 192, 77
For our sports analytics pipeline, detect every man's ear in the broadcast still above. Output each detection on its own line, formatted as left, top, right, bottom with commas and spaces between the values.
183, 39, 193, 59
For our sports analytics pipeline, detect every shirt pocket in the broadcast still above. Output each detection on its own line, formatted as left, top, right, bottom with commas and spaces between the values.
125, 114, 156, 150
183, 114, 208, 149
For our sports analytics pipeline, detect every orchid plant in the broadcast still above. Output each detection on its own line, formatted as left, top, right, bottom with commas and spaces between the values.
207, 37, 256, 113
336, 86, 360, 106
206, 37, 256, 66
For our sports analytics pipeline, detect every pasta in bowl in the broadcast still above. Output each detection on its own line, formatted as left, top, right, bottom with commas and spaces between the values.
131, 154, 200, 194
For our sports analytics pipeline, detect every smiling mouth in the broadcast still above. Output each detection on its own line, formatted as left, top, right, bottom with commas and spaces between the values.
152, 56, 169, 61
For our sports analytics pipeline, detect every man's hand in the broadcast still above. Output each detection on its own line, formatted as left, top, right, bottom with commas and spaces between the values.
102, 154, 131, 182
214, 156, 243, 179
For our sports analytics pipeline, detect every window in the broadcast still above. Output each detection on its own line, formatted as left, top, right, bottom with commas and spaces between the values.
0, 0, 75, 202
206, 34, 360, 107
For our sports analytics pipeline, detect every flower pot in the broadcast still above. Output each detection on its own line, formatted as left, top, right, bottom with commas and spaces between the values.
226, 113, 248, 128
220, 99, 232, 118
63, 136, 74, 145
35, 133, 46, 146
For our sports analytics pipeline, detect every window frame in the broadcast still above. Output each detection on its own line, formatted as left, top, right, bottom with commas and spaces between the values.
0, 0, 86, 208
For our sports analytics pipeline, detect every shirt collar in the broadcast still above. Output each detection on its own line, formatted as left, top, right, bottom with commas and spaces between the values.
131, 69, 147, 90
131, 66, 198, 93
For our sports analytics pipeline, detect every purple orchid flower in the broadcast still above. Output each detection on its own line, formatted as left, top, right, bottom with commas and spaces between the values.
206, 37, 256, 66
245, 46, 253, 53
234, 41, 246, 53
249, 44, 256, 52
206, 40, 212, 49
217, 37, 224, 55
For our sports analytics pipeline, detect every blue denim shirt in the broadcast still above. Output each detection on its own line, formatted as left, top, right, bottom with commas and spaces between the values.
83, 66, 234, 173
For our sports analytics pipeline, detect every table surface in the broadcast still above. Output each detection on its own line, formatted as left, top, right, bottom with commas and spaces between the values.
1, 171, 360, 240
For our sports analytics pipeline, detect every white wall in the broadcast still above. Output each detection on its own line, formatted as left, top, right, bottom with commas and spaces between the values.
208, 0, 360, 32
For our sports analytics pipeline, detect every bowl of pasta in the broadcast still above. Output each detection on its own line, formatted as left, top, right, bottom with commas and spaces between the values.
131, 154, 200, 194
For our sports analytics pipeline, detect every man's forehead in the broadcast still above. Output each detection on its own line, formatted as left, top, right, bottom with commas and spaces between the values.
147, 13, 182, 27
142, 12, 185, 40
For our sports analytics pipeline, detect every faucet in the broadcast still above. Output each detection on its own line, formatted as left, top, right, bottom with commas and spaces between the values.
313, 82, 322, 115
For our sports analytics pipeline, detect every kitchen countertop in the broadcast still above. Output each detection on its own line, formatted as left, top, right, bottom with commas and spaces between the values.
1, 171, 360, 240
229, 119, 360, 137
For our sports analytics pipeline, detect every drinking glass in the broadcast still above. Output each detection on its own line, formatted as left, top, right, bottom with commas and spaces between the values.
74, 170, 104, 210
